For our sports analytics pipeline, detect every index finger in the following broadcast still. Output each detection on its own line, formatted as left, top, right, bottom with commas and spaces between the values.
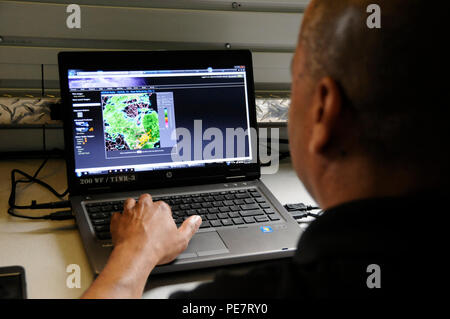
123, 197, 136, 215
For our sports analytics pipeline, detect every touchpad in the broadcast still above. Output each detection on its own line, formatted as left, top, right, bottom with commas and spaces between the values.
183, 231, 229, 257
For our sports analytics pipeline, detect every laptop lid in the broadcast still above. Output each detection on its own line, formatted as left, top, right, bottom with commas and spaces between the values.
58, 50, 260, 195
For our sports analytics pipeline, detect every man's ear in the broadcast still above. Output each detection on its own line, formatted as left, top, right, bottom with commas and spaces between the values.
309, 77, 343, 154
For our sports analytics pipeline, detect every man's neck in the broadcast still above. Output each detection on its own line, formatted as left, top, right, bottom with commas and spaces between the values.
314, 156, 441, 210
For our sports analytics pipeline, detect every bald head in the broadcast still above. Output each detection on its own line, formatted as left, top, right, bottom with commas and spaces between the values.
297, 0, 449, 164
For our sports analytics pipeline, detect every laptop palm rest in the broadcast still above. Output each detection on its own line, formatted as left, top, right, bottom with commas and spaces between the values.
177, 231, 229, 260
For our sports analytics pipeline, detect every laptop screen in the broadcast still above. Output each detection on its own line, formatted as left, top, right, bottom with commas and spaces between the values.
67, 66, 254, 178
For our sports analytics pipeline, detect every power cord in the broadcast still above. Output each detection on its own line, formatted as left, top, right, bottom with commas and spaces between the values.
7, 158, 73, 220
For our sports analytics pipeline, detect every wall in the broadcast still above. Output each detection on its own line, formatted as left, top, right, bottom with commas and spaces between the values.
0, 0, 308, 96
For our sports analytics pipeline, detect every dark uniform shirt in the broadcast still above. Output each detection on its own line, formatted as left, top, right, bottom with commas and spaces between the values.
171, 190, 445, 299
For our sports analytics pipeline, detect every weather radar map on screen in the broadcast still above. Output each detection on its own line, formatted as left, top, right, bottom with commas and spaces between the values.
67, 65, 253, 176
102, 92, 161, 151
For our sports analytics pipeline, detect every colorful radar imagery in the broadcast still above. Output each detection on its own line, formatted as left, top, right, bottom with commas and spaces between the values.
102, 93, 161, 151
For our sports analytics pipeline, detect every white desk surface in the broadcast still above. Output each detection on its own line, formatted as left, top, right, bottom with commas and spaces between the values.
0, 158, 315, 299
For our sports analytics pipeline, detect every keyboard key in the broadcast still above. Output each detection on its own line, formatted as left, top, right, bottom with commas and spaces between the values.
240, 209, 265, 217
243, 217, 256, 224
87, 207, 101, 213
235, 193, 250, 199
92, 219, 110, 226
244, 198, 256, 204
230, 205, 240, 212
219, 207, 230, 213
228, 212, 240, 218
97, 232, 111, 240
173, 210, 187, 217
90, 212, 109, 219
240, 204, 259, 210
265, 209, 276, 215
233, 199, 245, 205
250, 192, 262, 198
207, 214, 218, 220
210, 220, 222, 227
259, 203, 271, 209
255, 216, 269, 222
113, 204, 123, 210
200, 221, 211, 228
208, 207, 219, 214
269, 215, 281, 221
232, 217, 245, 225
101, 205, 113, 212
94, 225, 110, 232
221, 219, 233, 226
217, 213, 229, 219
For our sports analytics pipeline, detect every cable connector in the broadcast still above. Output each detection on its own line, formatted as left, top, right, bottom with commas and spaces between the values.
29, 200, 71, 209
285, 203, 320, 211
284, 203, 322, 222
48, 210, 74, 220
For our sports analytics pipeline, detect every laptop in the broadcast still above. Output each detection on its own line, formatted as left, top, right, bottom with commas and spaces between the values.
58, 50, 302, 275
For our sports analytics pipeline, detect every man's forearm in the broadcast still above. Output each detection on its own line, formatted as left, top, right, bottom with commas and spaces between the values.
81, 244, 157, 299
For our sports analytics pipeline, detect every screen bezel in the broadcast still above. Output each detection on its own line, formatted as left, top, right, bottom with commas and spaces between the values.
59, 50, 260, 195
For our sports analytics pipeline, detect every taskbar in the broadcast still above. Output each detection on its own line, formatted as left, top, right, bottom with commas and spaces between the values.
75, 157, 252, 176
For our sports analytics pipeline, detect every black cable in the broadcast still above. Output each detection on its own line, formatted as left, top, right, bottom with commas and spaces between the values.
7, 158, 72, 220
7, 208, 73, 220
9, 168, 70, 209
42, 124, 46, 153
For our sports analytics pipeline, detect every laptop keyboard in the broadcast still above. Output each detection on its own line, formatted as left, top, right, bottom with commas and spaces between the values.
84, 188, 282, 240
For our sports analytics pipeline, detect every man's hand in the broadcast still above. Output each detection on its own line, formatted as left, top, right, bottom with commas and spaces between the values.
111, 193, 202, 265
81, 193, 201, 298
